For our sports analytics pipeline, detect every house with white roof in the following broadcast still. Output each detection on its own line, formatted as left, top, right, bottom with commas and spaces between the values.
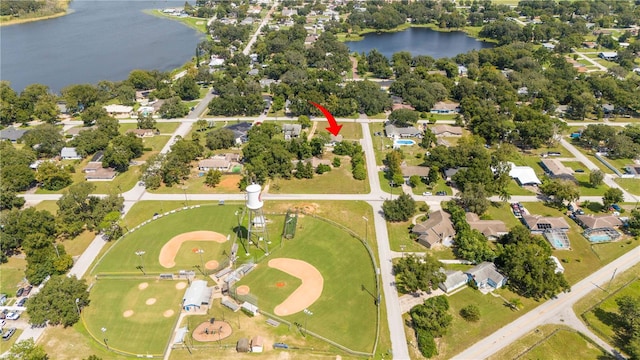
60, 147, 82, 160
508, 162, 541, 186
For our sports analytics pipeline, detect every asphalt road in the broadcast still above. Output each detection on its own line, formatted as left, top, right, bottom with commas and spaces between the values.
452, 245, 640, 360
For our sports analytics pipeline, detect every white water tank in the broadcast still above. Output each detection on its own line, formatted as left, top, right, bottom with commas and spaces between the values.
246, 184, 263, 210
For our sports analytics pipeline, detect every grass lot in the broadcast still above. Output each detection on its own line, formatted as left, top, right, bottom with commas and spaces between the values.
39, 323, 131, 360
236, 216, 378, 353
150, 173, 242, 194
82, 279, 183, 355
147, 10, 208, 33
506, 179, 535, 196
122, 200, 222, 229
0, 328, 23, 354
118, 122, 179, 135
35, 163, 142, 194
425, 286, 540, 359
0, 257, 27, 296
581, 280, 640, 347
521, 202, 638, 284
328, 121, 362, 139
61, 230, 96, 257
614, 178, 640, 195
606, 157, 634, 173
31, 200, 59, 214
574, 173, 610, 196
488, 325, 613, 360
409, 175, 451, 196
574, 262, 640, 316
484, 202, 525, 229
269, 160, 370, 194
94, 206, 244, 274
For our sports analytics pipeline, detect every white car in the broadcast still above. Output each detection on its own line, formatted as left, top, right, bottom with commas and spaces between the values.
5, 312, 20, 320
422, 192, 432, 196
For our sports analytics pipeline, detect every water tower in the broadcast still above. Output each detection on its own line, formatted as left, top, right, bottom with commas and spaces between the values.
244, 184, 270, 255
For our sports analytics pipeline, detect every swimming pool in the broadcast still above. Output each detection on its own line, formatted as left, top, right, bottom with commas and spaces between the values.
393, 139, 416, 149
587, 235, 611, 243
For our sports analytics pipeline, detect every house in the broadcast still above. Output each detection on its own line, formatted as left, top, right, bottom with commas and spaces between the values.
400, 165, 429, 183
522, 214, 570, 233
465, 213, 508, 240
550, 256, 565, 274
582, 41, 597, 49
540, 159, 574, 180
282, 124, 302, 140
304, 35, 318, 46
602, 104, 615, 114
465, 262, 506, 291
198, 158, 231, 172
103, 104, 133, 117
0, 127, 27, 142
224, 122, 252, 145
542, 43, 555, 50
236, 338, 250, 353
66, 126, 95, 138
328, 134, 343, 146
126, 129, 155, 138
431, 125, 463, 137
457, 65, 468, 76
240, 17, 254, 26
430, 101, 460, 114
438, 270, 468, 293
209, 56, 225, 67
443, 167, 467, 182
411, 210, 456, 248
85, 167, 117, 181
60, 147, 82, 160
137, 106, 155, 116
599, 52, 617, 61
282, 8, 297, 17
182, 280, 213, 311
251, 336, 264, 353
83, 162, 103, 173
508, 163, 541, 186
575, 214, 622, 229
385, 124, 422, 138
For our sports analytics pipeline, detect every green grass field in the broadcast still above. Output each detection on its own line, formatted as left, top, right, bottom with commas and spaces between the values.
269, 160, 370, 194
236, 216, 378, 353
82, 279, 183, 355
488, 325, 613, 360
0, 256, 27, 296
93, 206, 249, 274
582, 280, 640, 345
615, 178, 640, 195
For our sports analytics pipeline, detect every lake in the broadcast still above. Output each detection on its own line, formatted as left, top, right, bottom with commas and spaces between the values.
345, 27, 494, 59
0, 0, 204, 93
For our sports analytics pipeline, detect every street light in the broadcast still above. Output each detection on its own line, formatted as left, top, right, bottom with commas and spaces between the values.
101, 327, 109, 350
400, 244, 406, 258
74, 298, 80, 315
181, 186, 189, 207
362, 216, 369, 244
303, 308, 313, 336
135, 250, 146, 275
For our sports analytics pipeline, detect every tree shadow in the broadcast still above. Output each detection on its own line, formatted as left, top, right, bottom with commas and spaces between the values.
585, 202, 604, 213
593, 307, 623, 329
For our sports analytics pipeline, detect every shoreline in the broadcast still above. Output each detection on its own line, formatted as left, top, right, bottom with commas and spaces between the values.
338, 23, 497, 45
144, 9, 208, 34
0, 0, 72, 27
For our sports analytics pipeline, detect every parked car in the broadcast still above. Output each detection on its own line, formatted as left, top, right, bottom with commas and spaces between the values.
422, 192, 432, 196
575, 169, 585, 173
273, 342, 289, 349
611, 204, 621, 211
2, 327, 16, 341
0, 294, 6, 306
15, 288, 24, 297
5, 312, 20, 320
22, 285, 33, 296
16, 298, 27, 307
436, 191, 447, 196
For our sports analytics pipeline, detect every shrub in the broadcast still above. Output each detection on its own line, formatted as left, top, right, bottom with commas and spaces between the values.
332, 157, 341, 168
316, 164, 331, 174
416, 328, 438, 358
460, 304, 480, 322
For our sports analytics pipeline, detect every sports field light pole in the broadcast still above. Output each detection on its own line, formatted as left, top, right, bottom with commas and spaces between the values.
303, 308, 313, 336
135, 250, 146, 275
101, 327, 109, 350
182, 186, 189, 207
196, 248, 205, 275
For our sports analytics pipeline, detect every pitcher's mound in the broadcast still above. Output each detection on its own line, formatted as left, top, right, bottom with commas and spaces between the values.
205, 260, 219, 270
123, 310, 134, 318
192, 321, 232, 342
146, 298, 156, 305
175, 282, 187, 290
163, 310, 175, 318
138, 282, 149, 290
236, 285, 250, 295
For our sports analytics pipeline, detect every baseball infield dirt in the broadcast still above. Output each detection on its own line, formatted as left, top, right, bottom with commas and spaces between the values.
236, 285, 250, 295
138, 282, 148, 290
159, 231, 227, 268
205, 260, 219, 270
268, 258, 324, 316
123, 310, 134, 318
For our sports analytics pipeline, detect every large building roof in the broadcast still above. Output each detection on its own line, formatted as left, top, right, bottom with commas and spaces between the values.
541, 159, 574, 178
412, 210, 455, 247
182, 280, 212, 307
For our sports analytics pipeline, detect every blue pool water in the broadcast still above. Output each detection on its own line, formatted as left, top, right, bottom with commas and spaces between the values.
588, 235, 611, 243
552, 239, 568, 249
394, 139, 416, 146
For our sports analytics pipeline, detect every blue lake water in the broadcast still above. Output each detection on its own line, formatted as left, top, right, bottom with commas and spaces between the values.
0, 0, 204, 92
345, 27, 494, 59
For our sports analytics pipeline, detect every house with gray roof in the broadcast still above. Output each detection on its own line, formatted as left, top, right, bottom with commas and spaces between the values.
282, 124, 302, 140
385, 124, 422, 138
465, 213, 508, 240
0, 127, 27, 142
412, 210, 455, 248
438, 270, 468, 293
465, 262, 506, 291
60, 147, 82, 160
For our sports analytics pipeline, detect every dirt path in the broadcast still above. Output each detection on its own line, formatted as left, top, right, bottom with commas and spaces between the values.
306, 120, 318, 142
268, 258, 324, 316
350, 56, 359, 80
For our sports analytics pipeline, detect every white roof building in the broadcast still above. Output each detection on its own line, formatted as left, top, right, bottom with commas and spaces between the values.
508, 162, 541, 186
182, 280, 213, 311
103, 104, 133, 114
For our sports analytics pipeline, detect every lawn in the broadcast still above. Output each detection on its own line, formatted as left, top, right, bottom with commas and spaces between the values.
326, 121, 362, 139
574, 173, 610, 196
150, 173, 242, 194
506, 179, 535, 196
147, 10, 208, 33
236, 215, 378, 353
269, 161, 370, 194
488, 325, 613, 360
483, 202, 524, 229
427, 286, 540, 360
82, 279, 184, 355
35, 163, 142, 194
0, 257, 27, 296
122, 201, 229, 229
94, 205, 246, 274
39, 323, 131, 360
31, 200, 58, 214
574, 262, 640, 316
387, 219, 423, 253
61, 230, 96, 257
614, 178, 640, 195
581, 280, 640, 346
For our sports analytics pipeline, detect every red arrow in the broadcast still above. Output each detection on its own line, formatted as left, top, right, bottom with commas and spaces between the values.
309, 101, 342, 136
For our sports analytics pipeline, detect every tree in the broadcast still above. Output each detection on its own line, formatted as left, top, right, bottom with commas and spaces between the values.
389, 109, 419, 127
0, 207, 56, 263
205, 128, 236, 150
589, 170, 604, 187
382, 193, 416, 222
159, 96, 189, 118
26, 275, 89, 327
332, 157, 341, 168
410, 296, 452, 337
298, 115, 311, 129
0, 189, 26, 211
457, 183, 490, 215
61, 84, 99, 113
23, 233, 73, 285
460, 304, 481, 322
539, 178, 579, 208
97, 211, 123, 241
22, 124, 65, 158
602, 188, 624, 209
103, 134, 144, 172
4, 339, 48, 360
204, 169, 222, 187
56, 183, 123, 237
35, 162, 72, 190
137, 113, 156, 130
393, 254, 445, 294
616, 295, 640, 359
174, 75, 200, 101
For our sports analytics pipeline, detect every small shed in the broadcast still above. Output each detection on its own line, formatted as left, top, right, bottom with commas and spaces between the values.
237, 338, 250, 352
251, 336, 264, 353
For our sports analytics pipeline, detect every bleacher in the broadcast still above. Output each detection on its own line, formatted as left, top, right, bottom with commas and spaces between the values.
221, 298, 240, 312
